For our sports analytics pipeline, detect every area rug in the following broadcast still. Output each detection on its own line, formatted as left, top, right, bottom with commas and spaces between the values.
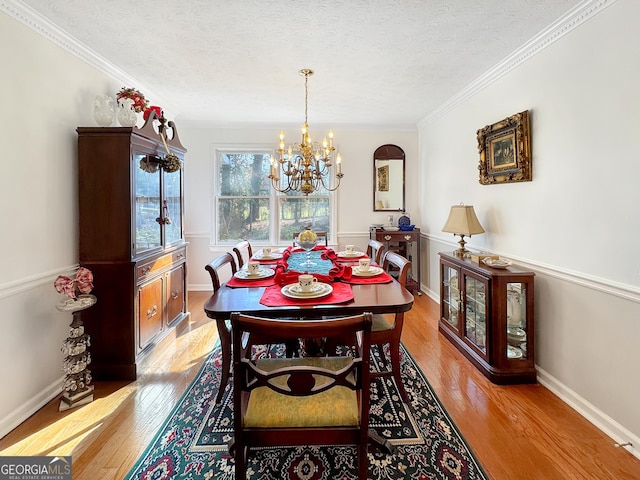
124, 342, 490, 479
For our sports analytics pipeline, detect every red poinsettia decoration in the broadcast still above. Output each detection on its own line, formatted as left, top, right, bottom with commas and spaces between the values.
54, 267, 94, 299
116, 87, 148, 113
143, 105, 163, 121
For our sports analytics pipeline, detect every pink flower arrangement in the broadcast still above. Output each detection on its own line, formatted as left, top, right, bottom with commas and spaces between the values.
116, 87, 148, 113
54, 267, 94, 299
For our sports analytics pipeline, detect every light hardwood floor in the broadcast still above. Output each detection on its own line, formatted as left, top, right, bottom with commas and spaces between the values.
1, 291, 639, 479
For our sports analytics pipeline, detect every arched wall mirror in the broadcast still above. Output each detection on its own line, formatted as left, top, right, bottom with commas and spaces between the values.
373, 144, 405, 212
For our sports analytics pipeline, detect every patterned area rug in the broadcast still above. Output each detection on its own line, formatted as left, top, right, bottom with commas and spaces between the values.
125, 343, 489, 479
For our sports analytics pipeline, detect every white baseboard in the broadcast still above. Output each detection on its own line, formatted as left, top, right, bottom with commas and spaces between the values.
0, 377, 63, 439
423, 284, 639, 461
536, 367, 640, 460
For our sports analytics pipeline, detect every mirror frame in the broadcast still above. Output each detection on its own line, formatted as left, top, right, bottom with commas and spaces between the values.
373, 144, 405, 212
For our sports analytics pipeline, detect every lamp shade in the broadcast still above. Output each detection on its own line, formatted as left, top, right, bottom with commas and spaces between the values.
442, 205, 485, 236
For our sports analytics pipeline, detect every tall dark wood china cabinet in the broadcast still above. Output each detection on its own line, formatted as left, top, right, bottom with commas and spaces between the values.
77, 113, 189, 380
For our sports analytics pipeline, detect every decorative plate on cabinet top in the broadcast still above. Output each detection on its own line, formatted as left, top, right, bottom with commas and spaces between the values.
482, 257, 512, 269
398, 215, 411, 227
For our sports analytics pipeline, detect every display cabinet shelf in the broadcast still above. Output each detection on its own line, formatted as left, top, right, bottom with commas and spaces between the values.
439, 251, 535, 384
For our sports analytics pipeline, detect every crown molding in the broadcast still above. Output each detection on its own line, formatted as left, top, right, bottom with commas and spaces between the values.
417, 0, 617, 128
3, 0, 615, 131
1, 0, 178, 113
2, 0, 133, 84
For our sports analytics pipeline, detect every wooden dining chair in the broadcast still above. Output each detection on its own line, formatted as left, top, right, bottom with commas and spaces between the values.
231, 312, 373, 480
292, 231, 328, 246
205, 252, 238, 403
366, 238, 386, 265
371, 251, 411, 403
232, 240, 253, 269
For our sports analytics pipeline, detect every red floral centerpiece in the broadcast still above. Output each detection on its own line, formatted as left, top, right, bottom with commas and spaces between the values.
116, 87, 148, 113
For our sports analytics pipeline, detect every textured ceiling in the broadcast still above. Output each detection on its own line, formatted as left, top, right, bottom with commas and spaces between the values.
17, 0, 583, 127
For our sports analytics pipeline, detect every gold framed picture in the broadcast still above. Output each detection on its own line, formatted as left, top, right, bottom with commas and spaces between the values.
477, 110, 531, 185
377, 165, 389, 191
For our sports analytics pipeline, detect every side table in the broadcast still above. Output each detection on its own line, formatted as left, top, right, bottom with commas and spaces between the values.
370, 227, 421, 295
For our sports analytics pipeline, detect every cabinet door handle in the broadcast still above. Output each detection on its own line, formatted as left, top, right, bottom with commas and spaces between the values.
404, 235, 412, 241
163, 200, 172, 225
142, 266, 151, 275
176, 253, 184, 259
147, 305, 158, 319
384, 235, 392, 241
171, 291, 179, 300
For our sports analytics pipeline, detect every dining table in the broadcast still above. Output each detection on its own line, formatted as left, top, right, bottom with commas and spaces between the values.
204, 246, 415, 322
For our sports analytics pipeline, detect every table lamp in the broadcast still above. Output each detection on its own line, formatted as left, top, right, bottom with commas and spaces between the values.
442, 204, 485, 256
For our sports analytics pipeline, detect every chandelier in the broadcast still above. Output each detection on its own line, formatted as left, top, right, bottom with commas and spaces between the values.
268, 69, 343, 195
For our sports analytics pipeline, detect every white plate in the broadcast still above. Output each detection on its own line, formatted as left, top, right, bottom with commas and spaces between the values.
507, 327, 526, 339
337, 251, 366, 258
281, 282, 333, 299
252, 252, 283, 260
507, 345, 523, 359
482, 258, 512, 269
234, 268, 275, 280
352, 266, 384, 277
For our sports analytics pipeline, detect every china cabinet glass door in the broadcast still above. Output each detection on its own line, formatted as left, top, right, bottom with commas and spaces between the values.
506, 282, 528, 360
441, 265, 460, 330
163, 169, 183, 245
134, 153, 162, 256
463, 274, 487, 354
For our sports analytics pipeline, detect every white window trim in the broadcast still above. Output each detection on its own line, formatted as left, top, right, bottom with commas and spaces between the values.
211, 143, 337, 247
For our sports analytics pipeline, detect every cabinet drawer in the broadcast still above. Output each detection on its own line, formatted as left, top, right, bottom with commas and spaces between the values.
138, 277, 163, 350
136, 247, 186, 280
166, 265, 185, 326
377, 231, 418, 242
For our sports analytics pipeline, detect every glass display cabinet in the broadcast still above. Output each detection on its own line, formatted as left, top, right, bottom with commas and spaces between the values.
439, 252, 535, 384
77, 112, 188, 380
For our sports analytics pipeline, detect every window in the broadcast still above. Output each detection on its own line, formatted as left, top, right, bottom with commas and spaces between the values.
215, 147, 332, 245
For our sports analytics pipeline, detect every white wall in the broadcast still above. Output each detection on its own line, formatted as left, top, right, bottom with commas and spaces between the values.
418, 0, 640, 453
0, 11, 124, 435
179, 126, 418, 290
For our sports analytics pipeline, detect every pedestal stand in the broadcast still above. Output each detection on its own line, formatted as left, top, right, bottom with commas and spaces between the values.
56, 294, 97, 411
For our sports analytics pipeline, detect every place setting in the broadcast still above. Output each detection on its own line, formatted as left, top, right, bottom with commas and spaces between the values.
260, 272, 354, 306
281, 274, 333, 299
251, 247, 284, 263
346, 258, 393, 284
227, 261, 277, 287
335, 244, 367, 261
